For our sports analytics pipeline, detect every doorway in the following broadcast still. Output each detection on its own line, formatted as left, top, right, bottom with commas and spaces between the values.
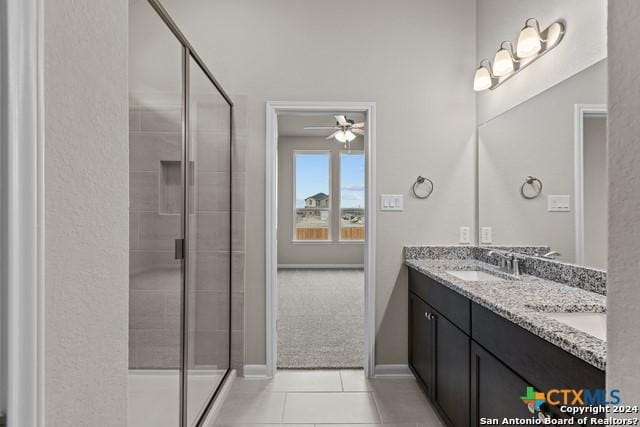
265, 102, 376, 377
575, 104, 608, 269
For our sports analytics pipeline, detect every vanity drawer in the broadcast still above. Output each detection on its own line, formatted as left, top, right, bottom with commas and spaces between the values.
409, 268, 470, 334
471, 302, 605, 391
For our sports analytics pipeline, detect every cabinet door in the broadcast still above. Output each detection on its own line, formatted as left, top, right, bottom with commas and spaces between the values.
409, 293, 436, 396
470, 342, 534, 425
435, 313, 470, 427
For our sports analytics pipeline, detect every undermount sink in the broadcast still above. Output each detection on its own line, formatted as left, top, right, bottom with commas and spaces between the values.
446, 270, 504, 282
546, 312, 607, 341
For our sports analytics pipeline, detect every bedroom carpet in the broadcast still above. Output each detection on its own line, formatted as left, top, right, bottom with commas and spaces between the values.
277, 269, 364, 369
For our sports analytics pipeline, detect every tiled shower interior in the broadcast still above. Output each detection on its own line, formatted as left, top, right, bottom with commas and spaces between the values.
128, 87, 246, 425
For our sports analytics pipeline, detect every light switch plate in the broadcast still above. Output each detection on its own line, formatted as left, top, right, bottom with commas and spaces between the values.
459, 226, 471, 244
548, 195, 571, 212
380, 194, 403, 211
480, 227, 493, 244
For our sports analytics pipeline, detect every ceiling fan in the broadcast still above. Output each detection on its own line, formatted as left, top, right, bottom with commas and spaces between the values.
303, 115, 365, 150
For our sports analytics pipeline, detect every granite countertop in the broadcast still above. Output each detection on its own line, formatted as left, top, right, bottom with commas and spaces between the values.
405, 258, 607, 370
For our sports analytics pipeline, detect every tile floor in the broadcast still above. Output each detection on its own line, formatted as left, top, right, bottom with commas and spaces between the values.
209, 369, 444, 427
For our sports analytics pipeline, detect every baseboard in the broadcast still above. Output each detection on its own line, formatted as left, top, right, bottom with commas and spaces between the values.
242, 364, 269, 378
278, 264, 364, 269
201, 369, 236, 426
374, 364, 414, 377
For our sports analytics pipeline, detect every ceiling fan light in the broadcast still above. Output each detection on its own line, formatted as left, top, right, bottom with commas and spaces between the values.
344, 130, 357, 142
473, 65, 494, 92
492, 48, 515, 77
517, 25, 542, 58
334, 130, 347, 143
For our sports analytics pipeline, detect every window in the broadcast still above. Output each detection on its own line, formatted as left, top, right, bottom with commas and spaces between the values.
294, 151, 331, 241
340, 152, 365, 241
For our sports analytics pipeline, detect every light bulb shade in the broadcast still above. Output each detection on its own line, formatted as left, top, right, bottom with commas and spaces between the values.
344, 130, 357, 142
334, 130, 347, 143
492, 48, 515, 77
473, 65, 493, 91
517, 26, 542, 58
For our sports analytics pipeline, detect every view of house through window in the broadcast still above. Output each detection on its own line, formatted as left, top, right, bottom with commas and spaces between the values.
340, 152, 365, 241
295, 151, 331, 240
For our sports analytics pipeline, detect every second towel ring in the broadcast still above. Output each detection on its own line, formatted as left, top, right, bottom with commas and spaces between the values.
412, 176, 434, 199
521, 176, 543, 199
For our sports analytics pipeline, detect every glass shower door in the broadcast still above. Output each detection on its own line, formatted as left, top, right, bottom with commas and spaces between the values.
128, 0, 184, 426
184, 56, 232, 426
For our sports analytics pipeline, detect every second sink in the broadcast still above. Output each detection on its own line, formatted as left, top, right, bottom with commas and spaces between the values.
545, 312, 606, 341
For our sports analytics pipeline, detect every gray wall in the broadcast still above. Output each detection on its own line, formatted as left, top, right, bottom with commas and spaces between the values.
158, 0, 478, 366
278, 136, 365, 266
478, 61, 607, 263
583, 116, 607, 270
476, 0, 607, 124
607, 0, 640, 408
44, 0, 129, 425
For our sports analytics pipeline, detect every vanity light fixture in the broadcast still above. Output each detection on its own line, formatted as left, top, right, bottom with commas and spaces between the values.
492, 41, 518, 77
474, 18, 565, 92
517, 19, 543, 58
473, 59, 497, 92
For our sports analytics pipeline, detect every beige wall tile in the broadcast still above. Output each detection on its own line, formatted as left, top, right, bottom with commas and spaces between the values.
130, 171, 159, 211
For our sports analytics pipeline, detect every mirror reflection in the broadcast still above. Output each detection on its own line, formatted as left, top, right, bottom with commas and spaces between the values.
478, 60, 607, 270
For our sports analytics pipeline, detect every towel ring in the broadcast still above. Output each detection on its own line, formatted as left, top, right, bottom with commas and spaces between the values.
412, 176, 434, 199
521, 176, 543, 199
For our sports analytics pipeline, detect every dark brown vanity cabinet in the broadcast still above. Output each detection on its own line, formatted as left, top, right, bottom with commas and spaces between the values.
408, 267, 605, 427
470, 341, 536, 423
409, 292, 436, 394
408, 269, 470, 427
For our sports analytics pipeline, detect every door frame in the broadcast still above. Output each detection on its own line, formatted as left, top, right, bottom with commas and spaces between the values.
574, 104, 607, 265
265, 101, 376, 377
1, 0, 45, 425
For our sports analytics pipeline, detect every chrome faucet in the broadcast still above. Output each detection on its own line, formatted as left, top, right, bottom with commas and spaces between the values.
487, 250, 513, 271
542, 251, 561, 260
487, 250, 525, 277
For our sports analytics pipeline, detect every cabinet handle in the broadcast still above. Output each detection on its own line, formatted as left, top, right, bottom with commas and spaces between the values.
425, 312, 433, 320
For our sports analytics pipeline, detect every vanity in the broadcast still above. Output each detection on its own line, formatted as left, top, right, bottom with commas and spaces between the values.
405, 247, 606, 427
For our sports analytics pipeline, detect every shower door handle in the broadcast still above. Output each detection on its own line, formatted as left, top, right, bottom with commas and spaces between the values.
174, 238, 184, 260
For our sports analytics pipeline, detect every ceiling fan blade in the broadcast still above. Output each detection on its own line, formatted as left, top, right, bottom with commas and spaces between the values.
326, 131, 340, 140
303, 126, 339, 130
352, 122, 365, 129
352, 128, 365, 135
335, 115, 348, 126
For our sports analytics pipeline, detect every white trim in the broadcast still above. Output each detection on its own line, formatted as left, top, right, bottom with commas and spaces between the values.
292, 149, 332, 242
266, 101, 376, 378
374, 365, 414, 377
242, 365, 269, 378
278, 264, 364, 269
574, 104, 607, 265
2, 0, 45, 426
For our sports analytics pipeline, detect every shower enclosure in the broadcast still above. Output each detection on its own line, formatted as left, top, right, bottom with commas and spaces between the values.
129, 1, 233, 425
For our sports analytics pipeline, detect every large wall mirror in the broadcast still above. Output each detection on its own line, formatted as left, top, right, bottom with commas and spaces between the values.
477, 59, 607, 270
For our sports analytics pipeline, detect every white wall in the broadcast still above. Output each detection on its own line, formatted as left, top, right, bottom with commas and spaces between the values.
157, 0, 477, 365
607, 0, 640, 408
478, 61, 607, 263
583, 116, 607, 269
278, 136, 365, 266
476, 0, 607, 124
44, 0, 129, 425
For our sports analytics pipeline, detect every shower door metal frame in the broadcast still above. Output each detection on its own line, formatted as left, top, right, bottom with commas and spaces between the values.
145, 1, 234, 426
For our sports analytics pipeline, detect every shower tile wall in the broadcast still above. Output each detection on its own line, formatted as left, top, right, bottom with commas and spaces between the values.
230, 95, 247, 375
128, 95, 247, 371
129, 98, 183, 369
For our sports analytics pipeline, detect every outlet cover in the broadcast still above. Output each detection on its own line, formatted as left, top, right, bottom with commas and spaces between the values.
480, 227, 493, 244
459, 226, 471, 244
548, 195, 571, 212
